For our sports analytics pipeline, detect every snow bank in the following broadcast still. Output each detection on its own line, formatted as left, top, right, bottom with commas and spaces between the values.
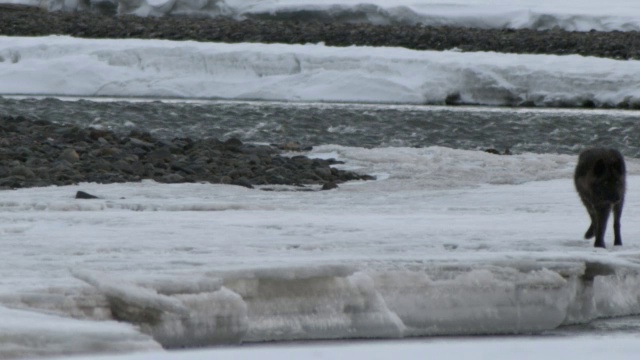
23, 0, 640, 32
2, 35, 640, 107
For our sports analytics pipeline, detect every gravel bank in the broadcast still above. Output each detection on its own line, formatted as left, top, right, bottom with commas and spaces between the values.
0, 115, 374, 190
1, 4, 639, 60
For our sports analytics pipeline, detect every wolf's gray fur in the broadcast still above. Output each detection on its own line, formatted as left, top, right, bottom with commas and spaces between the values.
574, 148, 626, 248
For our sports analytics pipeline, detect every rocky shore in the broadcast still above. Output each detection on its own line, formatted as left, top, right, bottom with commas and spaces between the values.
1, 4, 639, 60
0, 115, 373, 190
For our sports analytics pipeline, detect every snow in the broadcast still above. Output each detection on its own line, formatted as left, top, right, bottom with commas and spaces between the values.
2, 35, 640, 107
2, 146, 640, 357
8, 0, 640, 31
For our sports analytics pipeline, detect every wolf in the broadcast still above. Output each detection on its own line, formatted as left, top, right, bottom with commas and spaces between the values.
574, 148, 626, 248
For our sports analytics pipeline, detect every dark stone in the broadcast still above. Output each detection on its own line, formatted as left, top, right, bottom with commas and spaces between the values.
160, 173, 185, 183
444, 92, 462, 105
129, 137, 155, 149
59, 148, 80, 163
113, 160, 134, 174
232, 177, 254, 189
228, 168, 254, 179
224, 138, 244, 151
484, 148, 512, 155
146, 147, 173, 163
273, 142, 314, 152
10, 165, 35, 179
321, 182, 339, 190
314, 167, 333, 180
76, 190, 99, 199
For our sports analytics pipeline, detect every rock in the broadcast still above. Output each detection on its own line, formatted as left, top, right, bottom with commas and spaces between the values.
10, 165, 35, 179
273, 141, 313, 152
160, 173, 185, 183
314, 167, 333, 180
89, 129, 112, 141
76, 191, 99, 199
223, 138, 243, 151
129, 137, 155, 149
146, 147, 173, 164
59, 148, 80, 163
321, 182, 339, 190
113, 160, 134, 174
232, 177, 254, 189
484, 148, 512, 155
228, 167, 254, 179
444, 92, 462, 105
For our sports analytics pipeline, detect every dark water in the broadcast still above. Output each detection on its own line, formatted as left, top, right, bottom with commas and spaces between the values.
2, 97, 640, 157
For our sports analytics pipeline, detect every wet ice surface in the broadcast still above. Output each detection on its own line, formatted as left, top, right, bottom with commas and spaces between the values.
2, 146, 640, 357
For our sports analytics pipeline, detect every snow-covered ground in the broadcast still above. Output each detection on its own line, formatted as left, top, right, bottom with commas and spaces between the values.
4, 0, 640, 31
3, 146, 640, 358
1, 35, 640, 107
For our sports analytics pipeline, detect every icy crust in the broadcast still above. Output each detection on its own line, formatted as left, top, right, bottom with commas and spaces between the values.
3, 36, 640, 108
36, 260, 640, 348
31, 0, 640, 32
